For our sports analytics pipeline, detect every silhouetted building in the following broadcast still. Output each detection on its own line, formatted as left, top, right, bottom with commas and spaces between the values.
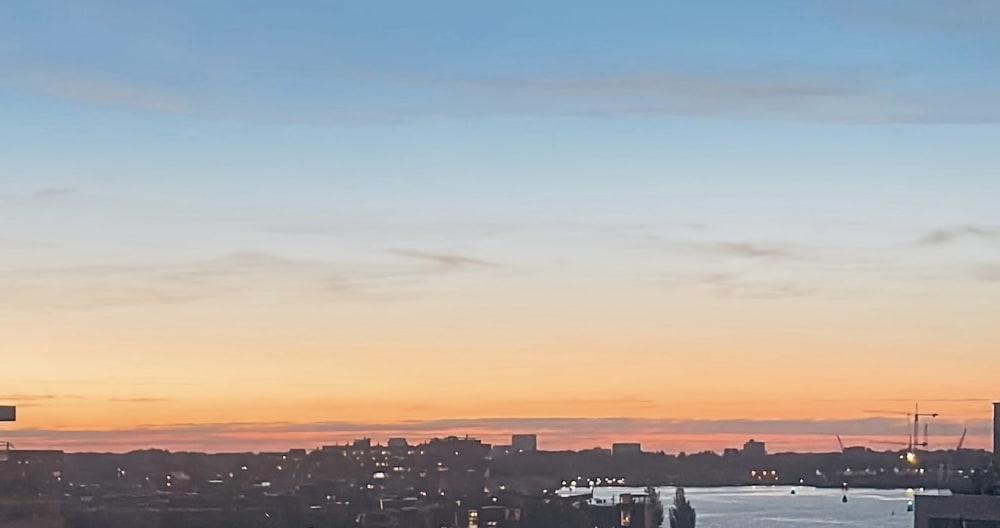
420, 436, 490, 495
742, 439, 766, 457
994, 402, 999, 456
0, 450, 63, 490
387, 437, 409, 449
842, 446, 868, 457
914, 494, 1000, 528
491, 445, 512, 458
512, 434, 537, 453
612, 443, 641, 456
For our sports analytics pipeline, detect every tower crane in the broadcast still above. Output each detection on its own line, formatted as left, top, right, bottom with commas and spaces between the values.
911, 403, 939, 451
863, 402, 939, 463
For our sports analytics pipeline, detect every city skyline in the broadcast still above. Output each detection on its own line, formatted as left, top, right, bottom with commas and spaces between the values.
2, 1, 1000, 453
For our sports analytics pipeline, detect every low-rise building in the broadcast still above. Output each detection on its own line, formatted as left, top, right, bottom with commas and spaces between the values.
914, 494, 1000, 528
511, 435, 537, 453
612, 443, 641, 457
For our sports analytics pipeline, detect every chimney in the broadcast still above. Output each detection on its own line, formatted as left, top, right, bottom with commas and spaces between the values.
994, 402, 1000, 456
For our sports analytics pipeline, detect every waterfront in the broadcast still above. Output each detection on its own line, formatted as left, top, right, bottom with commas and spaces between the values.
587, 486, 945, 527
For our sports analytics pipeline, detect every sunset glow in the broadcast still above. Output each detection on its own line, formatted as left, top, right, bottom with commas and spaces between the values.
2, 1, 999, 455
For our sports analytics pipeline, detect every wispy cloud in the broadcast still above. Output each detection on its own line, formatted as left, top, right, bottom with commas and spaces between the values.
106, 397, 171, 404
5, 70, 192, 114
821, 0, 1000, 34
1, 187, 79, 207
0, 393, 85, 408
0, 251, 359, 309
388, 249, 500, 269
0, 248, 508, 310
8, 61, 998, 124
973, 265, 1000, 282
30, 187, 76, 201
5, 416, 987, 453
712, 242, 794, 259
390, 68, 1000, 124
660, 272, 814, 300
0, 394, 57, 402
916, 226, 1000, 246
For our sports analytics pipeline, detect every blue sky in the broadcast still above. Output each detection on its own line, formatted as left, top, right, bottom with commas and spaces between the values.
1, 1, 999, 451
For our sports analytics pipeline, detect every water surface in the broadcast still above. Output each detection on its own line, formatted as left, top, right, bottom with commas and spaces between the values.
588, 486, 940, 527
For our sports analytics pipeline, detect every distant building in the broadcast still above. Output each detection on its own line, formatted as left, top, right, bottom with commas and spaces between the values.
722, 448, 740, 457
742, 439, 766, 457
612, 443, 641, 456
490, 445, 512, 458
388, 437, 409, 449
0, 449, 63, 490
421, 436, 491, 496
842, 446, 868, 457
511, 434, 537, 453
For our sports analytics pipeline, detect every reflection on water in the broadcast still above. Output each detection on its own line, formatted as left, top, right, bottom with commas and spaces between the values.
585, 486, 946, 528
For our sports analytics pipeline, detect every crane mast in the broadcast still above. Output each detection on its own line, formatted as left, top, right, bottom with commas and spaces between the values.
911, 403, 939, 451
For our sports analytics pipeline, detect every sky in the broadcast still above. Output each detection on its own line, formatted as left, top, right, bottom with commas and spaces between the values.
1, 1, 999, 454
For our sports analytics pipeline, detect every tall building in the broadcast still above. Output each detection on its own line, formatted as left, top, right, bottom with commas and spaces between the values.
994, 402, 999, 456
742, 439, 766, 457
511, 434, 537, 453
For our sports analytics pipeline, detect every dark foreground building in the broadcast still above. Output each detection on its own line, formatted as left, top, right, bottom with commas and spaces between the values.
913, 402, 1000, 527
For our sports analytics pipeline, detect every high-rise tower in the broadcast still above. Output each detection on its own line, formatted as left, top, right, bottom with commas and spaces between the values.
993, 402, 999, 456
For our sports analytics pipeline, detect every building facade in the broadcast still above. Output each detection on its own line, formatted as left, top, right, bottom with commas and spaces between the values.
994, 402, 999, 457
914, 494, 1000, 528
511, 435, 537, 453
612, 443, 641, 457
742, 439, 766, 457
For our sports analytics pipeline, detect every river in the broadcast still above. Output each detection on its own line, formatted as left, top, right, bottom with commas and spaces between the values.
581, 486, 946, 527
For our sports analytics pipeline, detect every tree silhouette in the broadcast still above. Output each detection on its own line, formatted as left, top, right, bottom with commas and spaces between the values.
668, 488, 696, 528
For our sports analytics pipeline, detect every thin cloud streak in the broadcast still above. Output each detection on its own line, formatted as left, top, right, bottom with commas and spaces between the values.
0, 248, 505, 310
974, 266, 1000, 282
5, 416, 989, 453
2, 69, 192, 114
8, 61, 1000, 124
916, 226, 1000, 246
106, 397, 171, 403
821, 0, 1000, 34
387, 249, 500, 269
659, 272, 815, 300
372, 68, 1000, 124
